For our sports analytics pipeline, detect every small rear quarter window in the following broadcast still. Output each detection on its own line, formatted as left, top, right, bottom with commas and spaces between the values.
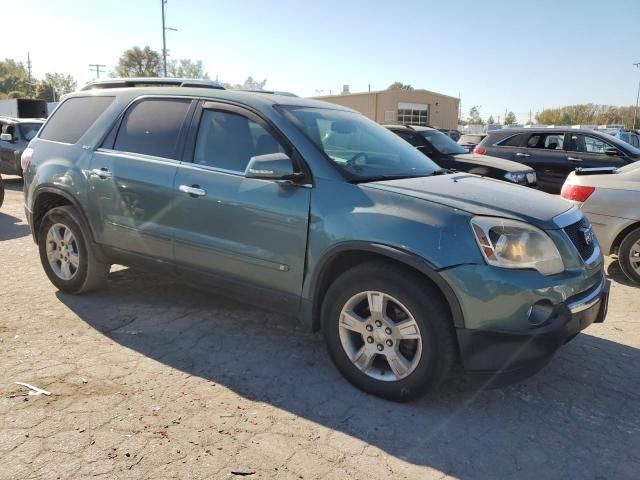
39, 96, 114, 144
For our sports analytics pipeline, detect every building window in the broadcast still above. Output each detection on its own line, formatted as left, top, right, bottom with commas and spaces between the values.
397, 102, 429, 126
384, 110, 395, 122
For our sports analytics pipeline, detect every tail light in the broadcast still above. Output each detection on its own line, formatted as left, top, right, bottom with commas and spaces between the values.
21, 147, 34, 172
561, 183, 595, 202
473, 146, 486, 155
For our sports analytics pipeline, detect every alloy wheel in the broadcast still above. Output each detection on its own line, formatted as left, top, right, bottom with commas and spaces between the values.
629, 239, 640, 275
338, 291, 423, 382
45, 223, 79, 281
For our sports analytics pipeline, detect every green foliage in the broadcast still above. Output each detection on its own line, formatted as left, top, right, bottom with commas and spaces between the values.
115, 46, 161, 77
487, 115, 495, 124
504, 111, 517, 125
45, 73, 77, 96
221, 76, 268, 90
167, 59, 209, 79
7, 91, 24, 99
387, 81, 414, 91
536, 104, 638, 128
35, 82, 55, 102
468, 106, 484, 125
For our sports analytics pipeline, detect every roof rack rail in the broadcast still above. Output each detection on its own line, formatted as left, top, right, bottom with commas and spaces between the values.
234, 89, 298, 97
80, 77, 225, 91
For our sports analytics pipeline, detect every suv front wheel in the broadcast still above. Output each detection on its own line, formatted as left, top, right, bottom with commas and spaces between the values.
322, 261, 457, 401
38, 206, 109, 294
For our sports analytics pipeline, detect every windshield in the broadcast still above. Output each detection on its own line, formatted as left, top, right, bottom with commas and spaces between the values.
281, 107, 440, 181
418, 129, 467, 155
18, 123, 43, 141
603, 132, 640, 155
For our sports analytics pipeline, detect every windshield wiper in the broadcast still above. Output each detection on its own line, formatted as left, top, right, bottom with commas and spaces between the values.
351, 169, 450, 183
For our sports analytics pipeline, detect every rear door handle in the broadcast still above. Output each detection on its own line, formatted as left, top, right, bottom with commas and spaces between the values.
179, 184, 207, 197
567, 157, 583, 162
515, 152, 530, 157
90, 168, 113, 179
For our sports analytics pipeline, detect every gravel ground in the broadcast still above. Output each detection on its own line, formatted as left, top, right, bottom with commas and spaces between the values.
1, 176, 639, 480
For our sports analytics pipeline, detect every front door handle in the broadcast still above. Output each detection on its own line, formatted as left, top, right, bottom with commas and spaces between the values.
567, 157, 583, 162
515, 152, 530, 157
179, 184, 207, 197
90, 168, 113, 179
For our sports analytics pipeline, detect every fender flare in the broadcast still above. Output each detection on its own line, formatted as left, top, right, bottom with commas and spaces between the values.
304, 241, 465, 329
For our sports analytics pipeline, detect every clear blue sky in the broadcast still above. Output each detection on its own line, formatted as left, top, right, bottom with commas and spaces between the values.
4, 0, 640, 122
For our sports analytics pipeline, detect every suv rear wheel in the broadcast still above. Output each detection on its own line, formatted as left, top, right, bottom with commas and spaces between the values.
619, 227, 640, 284
322, 261, 457, 401
38, 206, 109, 294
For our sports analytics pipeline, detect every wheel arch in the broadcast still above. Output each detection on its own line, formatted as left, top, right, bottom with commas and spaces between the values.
31, 187, 95, 245
304, 242, 465, 331
610, 220, 640, 256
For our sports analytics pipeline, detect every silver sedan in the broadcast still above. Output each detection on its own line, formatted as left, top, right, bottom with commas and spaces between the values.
561, 162, 640, 283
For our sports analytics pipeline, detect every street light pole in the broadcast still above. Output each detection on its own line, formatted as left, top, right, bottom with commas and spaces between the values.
633, 62, 640, 130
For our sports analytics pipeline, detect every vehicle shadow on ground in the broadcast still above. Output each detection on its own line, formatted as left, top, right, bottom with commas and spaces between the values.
2, 177, 24, 192
606, 258, 639, 288
0, 212, 30, 241
57, 267, 640, 479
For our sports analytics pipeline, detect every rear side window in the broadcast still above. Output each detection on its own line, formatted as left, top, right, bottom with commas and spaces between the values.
526, 132, 564, 150
114, 98, 191, 159
498, 134, 524, 147
39, 96, 114, 144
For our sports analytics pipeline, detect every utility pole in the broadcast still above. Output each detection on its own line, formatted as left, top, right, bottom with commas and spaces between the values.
161, 0, 178, 77
26, 52, 33, 98
633, 62, 640, 130
89, 64, 106, 79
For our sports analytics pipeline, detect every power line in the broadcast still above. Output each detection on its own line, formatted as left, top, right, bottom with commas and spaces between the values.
89, 64, 106, 79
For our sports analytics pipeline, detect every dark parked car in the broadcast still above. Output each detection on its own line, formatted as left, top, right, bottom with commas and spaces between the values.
475, 128, 640, 193
0, 174, 4, 208
23, 78, 608, 401
457, 133, 486, 151
385, 124, 537, 186
0, 117, 44, 176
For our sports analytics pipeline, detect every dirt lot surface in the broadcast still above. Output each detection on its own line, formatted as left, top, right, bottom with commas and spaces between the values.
1, 176, 639, 479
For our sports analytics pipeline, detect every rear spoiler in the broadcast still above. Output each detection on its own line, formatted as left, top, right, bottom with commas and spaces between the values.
575, 167, 617, 176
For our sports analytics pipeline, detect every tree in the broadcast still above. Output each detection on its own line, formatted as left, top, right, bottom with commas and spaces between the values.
535, 103, 637, 128
468, 106, 484, 125
503, 111, 517, 125
115, 46, 161, 77
387, 81, 413, 91
167, 59, 209, 79
241, 76, 267, 90
487, 115, 495, 125
0, 59, 29, 97
35, 81, 55, 102
44, 72, 77, 97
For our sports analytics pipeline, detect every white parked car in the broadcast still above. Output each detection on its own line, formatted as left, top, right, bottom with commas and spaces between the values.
561, 163, 640, 283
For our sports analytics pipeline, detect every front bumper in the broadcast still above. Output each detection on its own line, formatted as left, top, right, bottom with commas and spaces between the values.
455, 276, 610, 386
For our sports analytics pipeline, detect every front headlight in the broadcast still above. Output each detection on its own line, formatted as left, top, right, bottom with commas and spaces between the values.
470, 217, 564, 276
504, 171, 526, 183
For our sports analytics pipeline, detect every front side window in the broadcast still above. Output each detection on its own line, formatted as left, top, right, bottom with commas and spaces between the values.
394, 130, 426, 147
114, 98, 191, 159
282, 106, 440, 181
39, 96, 114, 144
526, 132, 564, 150
193, 109, 284, 172
568, 134, 615, 154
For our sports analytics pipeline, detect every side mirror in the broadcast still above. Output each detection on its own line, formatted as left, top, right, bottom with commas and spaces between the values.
605, 147, 620, 156
245, 152, 296, 180
0, 133, 12, 142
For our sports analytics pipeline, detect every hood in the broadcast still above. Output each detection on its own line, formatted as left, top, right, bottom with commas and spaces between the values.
364, 173, 573, 230
453, 153, 534, 172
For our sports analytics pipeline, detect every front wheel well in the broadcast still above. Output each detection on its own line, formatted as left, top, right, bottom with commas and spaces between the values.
611, 221, 640, 256
311, 249, 462, 332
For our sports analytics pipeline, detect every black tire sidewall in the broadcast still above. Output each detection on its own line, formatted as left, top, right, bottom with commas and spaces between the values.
38, 207, 91, 294
322, 263, 455, 401
619, 228, 640, 284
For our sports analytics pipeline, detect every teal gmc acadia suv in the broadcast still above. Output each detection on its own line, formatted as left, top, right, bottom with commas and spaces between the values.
22, 78, 609, 401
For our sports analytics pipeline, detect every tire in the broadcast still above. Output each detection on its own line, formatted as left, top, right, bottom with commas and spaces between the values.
38, 206, 109, 294
619, 228, 640, 284
321, 260, 457, 401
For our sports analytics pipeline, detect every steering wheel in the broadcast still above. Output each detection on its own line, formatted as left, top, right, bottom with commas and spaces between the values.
346, 152, 369, 170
